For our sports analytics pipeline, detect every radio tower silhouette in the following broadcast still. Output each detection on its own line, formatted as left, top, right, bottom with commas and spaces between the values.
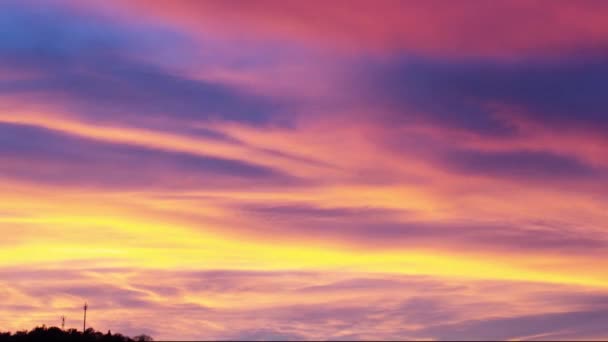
83, 302, 88, 332
61, 316, 65, 330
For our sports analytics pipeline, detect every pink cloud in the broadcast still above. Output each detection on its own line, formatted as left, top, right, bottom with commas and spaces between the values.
105, 0, 608, 58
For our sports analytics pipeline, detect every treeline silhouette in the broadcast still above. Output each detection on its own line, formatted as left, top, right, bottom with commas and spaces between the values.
0, 326, 153, 342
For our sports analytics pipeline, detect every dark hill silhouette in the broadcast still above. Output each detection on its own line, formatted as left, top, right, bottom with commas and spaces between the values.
0, 326, 153, 342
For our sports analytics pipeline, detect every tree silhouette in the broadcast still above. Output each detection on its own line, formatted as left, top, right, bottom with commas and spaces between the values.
0, 325, 152, 342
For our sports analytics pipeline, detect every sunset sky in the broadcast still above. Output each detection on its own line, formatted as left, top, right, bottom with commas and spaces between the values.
1, 0, 608, 340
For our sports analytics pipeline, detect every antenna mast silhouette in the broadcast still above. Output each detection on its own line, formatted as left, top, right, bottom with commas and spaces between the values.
83, 302, 88, 332
61, 316, 65, 330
